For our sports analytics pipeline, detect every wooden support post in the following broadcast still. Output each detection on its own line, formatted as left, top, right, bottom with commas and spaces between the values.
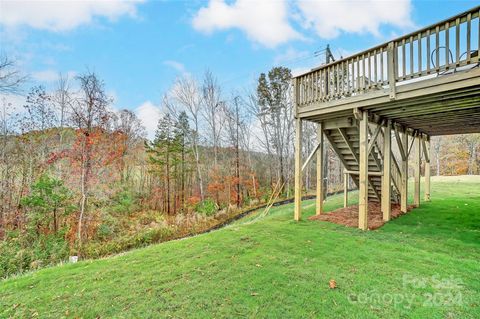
294, 117, 303, 221
316, 124, 324, 215
381, 121, 392, 221
343, 172, 348, 208
359, 111, 369, 230
414, 136, 421, 207
400, 130, 408, 213
424, 138, 431, 202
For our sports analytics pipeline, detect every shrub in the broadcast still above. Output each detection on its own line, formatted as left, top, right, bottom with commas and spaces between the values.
195, 199, 217, 216
96, 223, 114, 241
20, 174, 75, 236
110, 190, 138, 215
138, 211, 164, 225
82, 226, 173, 259
95, 212, 118, 241
0, 231, 69, 279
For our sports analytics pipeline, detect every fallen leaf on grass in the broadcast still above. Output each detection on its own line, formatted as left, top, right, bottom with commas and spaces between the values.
329, 279, 337, 289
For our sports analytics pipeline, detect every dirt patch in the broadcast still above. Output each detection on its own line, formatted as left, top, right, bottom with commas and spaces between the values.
308, 202, 415, 230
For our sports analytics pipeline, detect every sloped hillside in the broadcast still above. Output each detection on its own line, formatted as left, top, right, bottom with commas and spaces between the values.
1, 176, 479, 318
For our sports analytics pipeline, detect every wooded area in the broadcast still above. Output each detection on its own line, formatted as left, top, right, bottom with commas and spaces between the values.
1, 54, 479, 278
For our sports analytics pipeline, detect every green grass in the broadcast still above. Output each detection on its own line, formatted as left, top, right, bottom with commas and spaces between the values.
1, 176, 479, 318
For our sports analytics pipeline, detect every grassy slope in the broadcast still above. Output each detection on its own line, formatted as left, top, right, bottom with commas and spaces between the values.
1, 176, 479, 318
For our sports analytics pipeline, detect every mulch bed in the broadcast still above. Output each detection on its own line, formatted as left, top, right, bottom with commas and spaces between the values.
308, 202, 415, 230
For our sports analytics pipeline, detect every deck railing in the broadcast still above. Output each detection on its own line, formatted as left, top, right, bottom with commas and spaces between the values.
294, 6, 480, 107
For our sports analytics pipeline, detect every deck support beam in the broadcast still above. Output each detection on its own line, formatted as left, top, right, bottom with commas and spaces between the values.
400, 129, 409, 213
358, 111, 369, 230
381, 121, 392, 221
414, 136, 421, 207
344, 172, 348, 208
294, 117, 303, 221
424, 137, 431, 201
316, 124, 324, 215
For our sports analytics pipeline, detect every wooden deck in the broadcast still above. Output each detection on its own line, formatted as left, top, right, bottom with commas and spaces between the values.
293, 6, 480, 229
298, 67, 480, 135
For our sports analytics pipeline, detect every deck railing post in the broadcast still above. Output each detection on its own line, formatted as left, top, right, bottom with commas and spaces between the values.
387, 41, 397, 100
293, 77, 299, 115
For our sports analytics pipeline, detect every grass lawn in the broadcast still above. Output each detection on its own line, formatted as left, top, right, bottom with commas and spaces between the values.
1, 176, 479, 318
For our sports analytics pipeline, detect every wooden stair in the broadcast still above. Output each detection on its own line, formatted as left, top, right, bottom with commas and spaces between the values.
324, 121, 401, 202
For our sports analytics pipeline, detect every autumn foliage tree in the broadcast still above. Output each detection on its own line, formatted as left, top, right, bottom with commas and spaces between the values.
68, 72, 113, 250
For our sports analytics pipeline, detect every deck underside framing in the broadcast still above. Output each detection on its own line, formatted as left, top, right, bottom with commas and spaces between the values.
294, 65, 479, 230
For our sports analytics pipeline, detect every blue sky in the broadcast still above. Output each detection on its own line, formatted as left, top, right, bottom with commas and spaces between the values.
1, 0, 478, 137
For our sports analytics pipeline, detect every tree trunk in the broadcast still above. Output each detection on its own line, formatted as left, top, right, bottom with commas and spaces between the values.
181, 140, 186, 211
78, 165, 86, 252
193, 140, 204, 200
467, 142, 475, 175
166, 146, 171, 215
53, 207, 57, 233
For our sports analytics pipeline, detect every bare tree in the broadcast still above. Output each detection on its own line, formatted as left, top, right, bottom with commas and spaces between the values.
0, 55, 25, 221
457, 134, 480, 175
171, 75, 205, 200
21, 85, 57, 165
0, 55, 27, 95
54, 73, 71, 128
114, 109, 145, 182
201, 70, 224, 168
225, 96, 242, 207
0, 97, 14, 226
256, 67, 294, 194
51, 73, 72, 179
244, 90, 274, 186
22, 85, 57, 132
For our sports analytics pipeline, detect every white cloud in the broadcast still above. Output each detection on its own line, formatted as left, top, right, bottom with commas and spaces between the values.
296, 0, 413, 39
0, 0, 145, 31
134, 101, 162, 140
191, 0, 414, 47
32, 70, 59, 82
1, 93, 26, 117
163, 60, 187, 74
273, 48, 310, 65
31, 69, 77, 83
192, 0, 302, 48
